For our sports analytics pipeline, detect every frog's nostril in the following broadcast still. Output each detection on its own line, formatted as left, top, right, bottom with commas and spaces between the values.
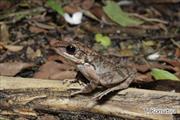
66, 45, 76, 54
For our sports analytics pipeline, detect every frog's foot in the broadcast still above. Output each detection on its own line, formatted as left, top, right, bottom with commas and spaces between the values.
68, 78, 84, 86
92, 86, 124, 100
70, 90, 82, 97
70, 81, 98, 97
92, 87, 117, 100
69, 79, 78, 83
92, 91, 108, 100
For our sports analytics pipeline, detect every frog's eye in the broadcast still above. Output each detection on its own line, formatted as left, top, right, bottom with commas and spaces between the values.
66, 45, 76, 54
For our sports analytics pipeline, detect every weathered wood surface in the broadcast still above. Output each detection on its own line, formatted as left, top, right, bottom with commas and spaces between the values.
0, 76, 180, 120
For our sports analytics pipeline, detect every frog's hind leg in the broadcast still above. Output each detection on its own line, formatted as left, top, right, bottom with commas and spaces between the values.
93, 73, 135, 100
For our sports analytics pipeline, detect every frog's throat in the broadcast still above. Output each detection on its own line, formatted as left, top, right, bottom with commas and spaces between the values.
62, 52, 84, 64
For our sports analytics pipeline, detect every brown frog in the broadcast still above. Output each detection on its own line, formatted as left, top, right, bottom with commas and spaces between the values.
53, 40, 136, 100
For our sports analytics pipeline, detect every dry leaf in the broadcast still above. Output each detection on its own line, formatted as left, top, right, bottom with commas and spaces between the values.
3, 45, 23, 52
29, 26, 48, 33
135, 73, 153, 83
63, 5, 79, 14
90, 5, 105, 19
26, 47, 42, 60
51, 71, 76, 80
175, 48, 180, 58
0, 0, 12, 10
119, 49, 134, 57
0, 42, 23, 52
33, 21, 55, 30
159, 58, 180, 68
34, 61, 76, 80
0, 62, 34, 76
0, 23, 10, 44
82, 0, 94, 10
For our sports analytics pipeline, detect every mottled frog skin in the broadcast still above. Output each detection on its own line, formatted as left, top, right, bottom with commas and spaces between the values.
53, 40, 136, 100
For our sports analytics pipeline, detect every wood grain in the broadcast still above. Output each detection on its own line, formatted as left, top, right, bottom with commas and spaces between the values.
0, 76, 179, 120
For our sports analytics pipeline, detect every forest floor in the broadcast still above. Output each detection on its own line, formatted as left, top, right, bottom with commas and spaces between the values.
0, 0, 180, 120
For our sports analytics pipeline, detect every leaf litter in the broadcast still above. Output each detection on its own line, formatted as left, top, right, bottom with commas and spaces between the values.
0, 0, 179, 94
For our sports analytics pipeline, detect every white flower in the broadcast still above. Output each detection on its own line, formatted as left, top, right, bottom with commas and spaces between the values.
63, 12, 83, 25
147, 52, 160, 60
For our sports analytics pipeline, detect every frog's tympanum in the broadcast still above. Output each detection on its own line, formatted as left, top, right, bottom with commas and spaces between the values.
53, 40, 136, 100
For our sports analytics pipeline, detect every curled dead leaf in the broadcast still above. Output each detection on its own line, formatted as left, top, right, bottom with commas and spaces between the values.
0, 62, 34, 76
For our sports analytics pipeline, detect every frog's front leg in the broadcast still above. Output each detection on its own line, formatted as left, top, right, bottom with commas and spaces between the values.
71, 63, 100, 96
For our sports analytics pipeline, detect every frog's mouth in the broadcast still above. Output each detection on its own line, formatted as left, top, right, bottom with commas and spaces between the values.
53, 48, 84, 64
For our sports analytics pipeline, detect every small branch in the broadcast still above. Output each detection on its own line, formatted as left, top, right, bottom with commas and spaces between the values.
129, 13, 168, 24
170, 39, 180, 48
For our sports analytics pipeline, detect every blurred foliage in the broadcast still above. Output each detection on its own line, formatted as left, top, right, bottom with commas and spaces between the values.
151, 68, 179, 81
95, 33, 111, 48
103, 1, 143, 27
47, 0, 64, 16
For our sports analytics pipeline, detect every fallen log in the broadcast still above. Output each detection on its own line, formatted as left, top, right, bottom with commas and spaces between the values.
0, 76, 179, 120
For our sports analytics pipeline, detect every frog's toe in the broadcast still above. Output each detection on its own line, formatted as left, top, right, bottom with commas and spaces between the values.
92, 92, 105, 100
70, 90, 82, 97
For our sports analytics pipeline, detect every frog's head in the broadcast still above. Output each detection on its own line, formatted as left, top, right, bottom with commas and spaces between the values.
53, 40, 95, 64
